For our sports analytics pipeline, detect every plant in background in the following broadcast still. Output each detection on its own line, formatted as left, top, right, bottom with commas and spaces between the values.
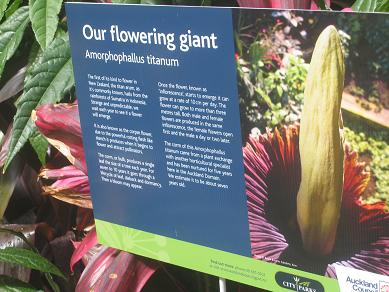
237, 0, 389, 12
1, 3, 73, 173
33, 103, 226, 292
337, 13, 389, 111
236, 11, 308, 131
344, 125, 389, 207
237, 0, 328, 9
0, 1, 76, 289
111, 0, 237, 6
33, 103, 161, 291
0, 226, 64, 292
244, 26, 389, 276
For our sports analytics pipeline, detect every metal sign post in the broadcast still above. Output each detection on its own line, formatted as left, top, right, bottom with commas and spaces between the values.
219, 277, 227, 292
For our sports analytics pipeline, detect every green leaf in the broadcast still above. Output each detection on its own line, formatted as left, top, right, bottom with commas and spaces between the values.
141, 0, 172, 4
314, 0, 330, 9
112, 0, 173, 3
29, 130, 48, 165
234, 32, 242, 56
0, 275, 41, 292
0, 0, 11, 22
249, 41, 265, 65
0, 228, 59, 292
276, 85, 283, 97
0, 247, 65, 279
4, 35, 74, 172
29, 0, 63, 50
0, 156, 22, 219
21, 41, 41, 91
0, 6, 29, 80
352, 0, 379, 11
4, 0, 22, 19
174, 0, 209, 5
200, 0, 212, 5
376, 0, 389, 11
112, 0, 141, 3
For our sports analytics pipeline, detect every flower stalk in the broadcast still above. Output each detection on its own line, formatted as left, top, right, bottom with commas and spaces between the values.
297, 26, 345, 256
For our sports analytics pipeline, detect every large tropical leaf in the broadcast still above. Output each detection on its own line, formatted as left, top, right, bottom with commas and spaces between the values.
0, 162, 20, 219
112, 0, 141, 3
112, 0, 172, 3
29, 129, 48, 165
351, 0, 386, 11
4, 35, 74, 171
5, 0, 22, 19
29, 0, 63, 50
0, 247, 65, 279
34, 103, 85, 172
35, 103, 92, 208
0, 6, 29, 80
0, 66, 26, 104
111, 0, 209, 5
0, 125, 12, 168
0, 158, 21, 219
0, 126, 23, 219
76, 245, 158, 292
141, 0, 172, 3
70, 228, 98, 272
71, 228, 158, 292
0, 275, 41, 292
376, 0, 389, 11
174, 0, 211, 5
0, 0, 11, 22
0, 224, 45, 283
39, 165, 91, 208
313, 0, 332, 9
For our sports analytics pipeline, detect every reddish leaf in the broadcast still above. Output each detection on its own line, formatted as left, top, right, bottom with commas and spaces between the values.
238, 0, 313, 9
237, 0, 332, 9
81, 244, 105, 267
76, 246, 158, 292
33, 103, 87, 173
40, 165, 85, 180
39, 165, 92, 209
70, 228, 98, 273
34, 103, 92, 208
76, 208, 94, 232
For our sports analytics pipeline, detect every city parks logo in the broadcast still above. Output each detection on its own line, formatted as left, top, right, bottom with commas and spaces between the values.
275, 271, 324, 292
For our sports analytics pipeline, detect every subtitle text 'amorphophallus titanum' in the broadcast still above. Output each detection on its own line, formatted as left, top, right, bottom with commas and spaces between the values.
297, 25, 345, 256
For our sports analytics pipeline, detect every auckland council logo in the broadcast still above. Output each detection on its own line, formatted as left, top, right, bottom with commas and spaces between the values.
275, 271, 324, 292
380, 281, 389, 292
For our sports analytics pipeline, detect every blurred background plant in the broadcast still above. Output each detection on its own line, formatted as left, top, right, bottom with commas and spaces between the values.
235, 10, 310, 131
338, 13, 389, 111
0, 0, 388, 291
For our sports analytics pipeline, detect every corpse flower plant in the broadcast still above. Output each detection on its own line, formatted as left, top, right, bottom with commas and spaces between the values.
244, 26, 389, 276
